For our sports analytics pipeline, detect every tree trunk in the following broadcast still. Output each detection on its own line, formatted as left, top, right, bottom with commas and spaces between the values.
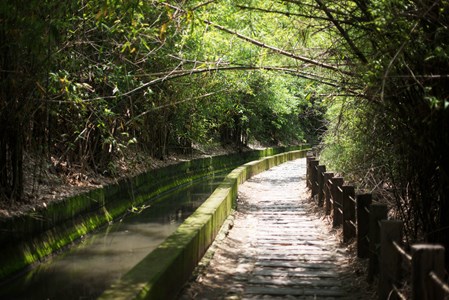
0, 127, 24, 202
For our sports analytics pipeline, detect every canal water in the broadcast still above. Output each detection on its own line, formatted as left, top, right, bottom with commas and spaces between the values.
0, 172, 227, 300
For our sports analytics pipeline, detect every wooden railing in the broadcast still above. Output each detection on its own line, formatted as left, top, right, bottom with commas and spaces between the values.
306, 150, 449, 300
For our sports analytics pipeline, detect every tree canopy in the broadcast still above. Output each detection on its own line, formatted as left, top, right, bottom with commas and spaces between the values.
1, 0, 449, 260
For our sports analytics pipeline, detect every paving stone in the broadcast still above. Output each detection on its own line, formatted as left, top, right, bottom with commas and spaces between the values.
252, 269, 340, 278
248, 277, 343, 287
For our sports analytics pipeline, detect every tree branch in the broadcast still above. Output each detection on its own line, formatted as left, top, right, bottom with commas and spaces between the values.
125, 90, 225, 125
158, 2, 352, 75
191, 1, 217, 11
314, 0, 368, 64
119, 65, 359, 98
236, 5, 370, 29
202, 20, 352, 75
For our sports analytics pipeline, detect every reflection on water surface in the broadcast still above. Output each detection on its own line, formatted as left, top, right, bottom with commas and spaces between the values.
0, 173, 226, 300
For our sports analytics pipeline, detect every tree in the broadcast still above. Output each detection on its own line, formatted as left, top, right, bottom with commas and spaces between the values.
0, 1, 76, 201
313, 0, 449, 259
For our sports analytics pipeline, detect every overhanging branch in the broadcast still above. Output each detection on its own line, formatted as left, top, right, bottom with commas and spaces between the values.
236, 5, 369, 28
203, 20, 353, 75
157, 2, 352, 76
314, 0, 368, 64
119, 65, 359, 98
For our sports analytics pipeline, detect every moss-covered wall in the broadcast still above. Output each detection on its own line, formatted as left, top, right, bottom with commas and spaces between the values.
0, 145, 308, 281
99, 149, 309, 300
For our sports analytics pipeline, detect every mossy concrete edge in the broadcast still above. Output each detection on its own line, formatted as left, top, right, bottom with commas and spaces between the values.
99, 149, 309, 300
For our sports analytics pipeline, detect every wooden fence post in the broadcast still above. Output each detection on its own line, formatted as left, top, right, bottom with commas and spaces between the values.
411, 244, 445, 300
324, 172, 334, 215
342, 185, 356, 243
317, 165, 326, 206
330, 177, 344, 228
357, 194, 372, 258
368, 203, 388, 282
310, 160, 319, 198
379, 220, 403, 300
306, 153, 315, 189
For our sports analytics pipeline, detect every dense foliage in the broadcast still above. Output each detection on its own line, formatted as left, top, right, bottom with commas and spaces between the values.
314, 0, 449, 255
0, 1, 321, 202
2, 0, 448, 260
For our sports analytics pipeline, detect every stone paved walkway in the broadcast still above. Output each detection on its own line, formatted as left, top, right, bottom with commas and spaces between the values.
179, 159, 373, 300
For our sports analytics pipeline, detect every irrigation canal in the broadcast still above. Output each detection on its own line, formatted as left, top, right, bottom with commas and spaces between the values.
0, 172, 227, 300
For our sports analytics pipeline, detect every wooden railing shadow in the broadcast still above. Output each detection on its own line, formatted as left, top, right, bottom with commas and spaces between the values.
306, 150, 449, 300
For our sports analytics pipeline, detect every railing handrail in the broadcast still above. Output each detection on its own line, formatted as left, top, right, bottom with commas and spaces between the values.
392, 240, 412, 265
429, 271, 449, 295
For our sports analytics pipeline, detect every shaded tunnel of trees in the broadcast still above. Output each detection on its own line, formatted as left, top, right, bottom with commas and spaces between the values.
1, 0, 449, 265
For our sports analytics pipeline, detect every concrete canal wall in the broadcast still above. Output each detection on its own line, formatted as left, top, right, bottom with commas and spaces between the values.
99, 149, 309, 300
